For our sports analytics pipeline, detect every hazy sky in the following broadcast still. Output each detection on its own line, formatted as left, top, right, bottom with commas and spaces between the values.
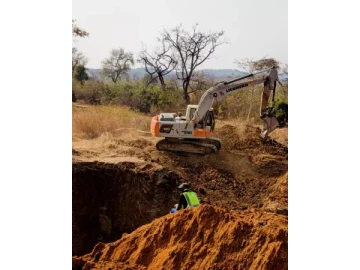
73, 0, 287, 70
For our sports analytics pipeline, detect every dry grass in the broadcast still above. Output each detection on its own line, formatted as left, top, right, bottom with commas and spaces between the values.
72, 104, 151, 139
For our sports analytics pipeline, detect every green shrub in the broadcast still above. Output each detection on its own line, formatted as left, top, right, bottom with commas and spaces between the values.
72, 76, 288, 123
273, 100, 288, 127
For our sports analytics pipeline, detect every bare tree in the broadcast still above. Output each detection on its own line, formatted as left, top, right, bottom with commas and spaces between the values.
234, 57, 280, 73
188, 71, 213, 95
72, 20, 89, 71
72, 20, 89, 38
101, 48, 134, 83
138, 44, 176, 90
72, 47, 88, 71
161, 24, 225, 104
234, 57, 281, 120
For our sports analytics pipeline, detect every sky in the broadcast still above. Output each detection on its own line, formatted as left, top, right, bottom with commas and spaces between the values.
73, 0, 287, 70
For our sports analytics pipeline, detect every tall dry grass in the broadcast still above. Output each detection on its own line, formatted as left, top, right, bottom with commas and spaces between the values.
72, 104, 151, 139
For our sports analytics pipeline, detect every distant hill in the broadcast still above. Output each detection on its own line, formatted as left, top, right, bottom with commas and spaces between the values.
278, 73, 288, 82
201, 69, 247, 78
87, 68, 288, 82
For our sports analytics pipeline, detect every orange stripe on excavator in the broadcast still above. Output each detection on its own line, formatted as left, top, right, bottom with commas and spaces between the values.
150, 115, 160, 136
193, 129, 212, 138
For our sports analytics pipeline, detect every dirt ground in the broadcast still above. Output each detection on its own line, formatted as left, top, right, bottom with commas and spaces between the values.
73, 205, 287, 270
72, 121, 288, 269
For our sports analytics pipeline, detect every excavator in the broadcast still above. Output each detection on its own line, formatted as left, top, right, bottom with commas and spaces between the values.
150, 67, 283, 154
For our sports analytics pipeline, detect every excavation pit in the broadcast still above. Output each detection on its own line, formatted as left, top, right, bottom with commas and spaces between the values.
72, 161, 180, 256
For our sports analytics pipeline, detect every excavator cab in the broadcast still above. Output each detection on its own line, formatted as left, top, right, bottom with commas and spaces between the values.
188, 107, 197, 121
195, 109, 215, 131
185, 105, 214, 130
204, 110, 215, 131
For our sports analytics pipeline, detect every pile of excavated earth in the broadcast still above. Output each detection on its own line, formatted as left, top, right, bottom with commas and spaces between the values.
72, 122, 288, 269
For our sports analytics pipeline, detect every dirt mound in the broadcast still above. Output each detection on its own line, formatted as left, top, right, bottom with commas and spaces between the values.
73, 205, 287, 270
126, 138, 154, 148
215, 124, 287, 157
263, 172, 288, 215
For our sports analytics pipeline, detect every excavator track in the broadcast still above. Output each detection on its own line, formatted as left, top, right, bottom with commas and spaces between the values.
156, 138, 222, 155
203, 137, 222, 151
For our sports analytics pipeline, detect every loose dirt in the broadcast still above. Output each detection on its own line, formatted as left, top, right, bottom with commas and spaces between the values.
73, 205, 287, 270
72, 122, 288, 269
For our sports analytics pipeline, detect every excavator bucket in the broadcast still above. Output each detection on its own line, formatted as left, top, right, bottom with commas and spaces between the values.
260, 116, 279, 139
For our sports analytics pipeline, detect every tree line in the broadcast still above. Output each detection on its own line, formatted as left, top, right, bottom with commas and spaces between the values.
72, 20, 288, 122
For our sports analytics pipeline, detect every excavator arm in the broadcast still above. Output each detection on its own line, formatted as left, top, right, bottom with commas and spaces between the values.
192, 67, 281, 138
192, 77, 265, 123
